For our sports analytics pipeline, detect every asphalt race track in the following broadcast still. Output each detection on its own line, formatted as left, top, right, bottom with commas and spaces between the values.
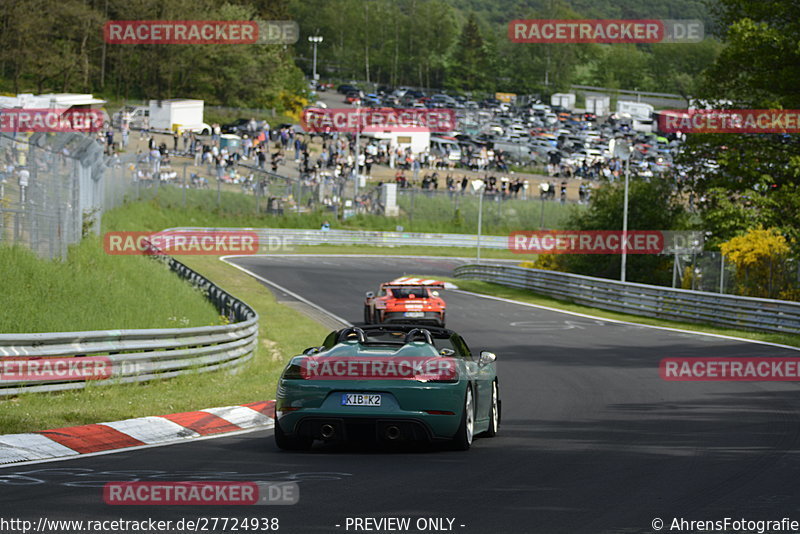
4, 255, 800, 534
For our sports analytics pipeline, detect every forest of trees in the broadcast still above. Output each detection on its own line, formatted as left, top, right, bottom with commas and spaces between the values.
289, 0, 722, 97
0, 0, 721, 107
0, 0, 305, 108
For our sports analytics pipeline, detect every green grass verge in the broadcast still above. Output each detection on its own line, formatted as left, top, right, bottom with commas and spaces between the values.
0, 240, 220, 333
0, 255, 328, 434
439, 277, 800, 348
104, 186, 574, 234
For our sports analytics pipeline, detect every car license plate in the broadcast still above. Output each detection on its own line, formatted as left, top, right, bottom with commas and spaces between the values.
341, 393, 381, 406
404, 311, 424, 318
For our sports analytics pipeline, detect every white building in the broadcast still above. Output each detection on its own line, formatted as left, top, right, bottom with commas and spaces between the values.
360, 129, 430, 155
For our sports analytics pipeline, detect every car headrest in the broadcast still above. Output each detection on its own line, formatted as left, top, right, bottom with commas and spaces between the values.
403, 328, 434, 345
336, 327, 367, 344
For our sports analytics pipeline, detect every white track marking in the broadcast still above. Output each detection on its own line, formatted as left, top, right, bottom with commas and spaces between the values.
202, 406, 273, 429
451, 289, 800, 352
102, 417, 201, 444
0, 435, 79, 464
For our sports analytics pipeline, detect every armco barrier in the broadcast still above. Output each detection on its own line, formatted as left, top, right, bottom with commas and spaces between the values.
165, 227, 509, 249
454, 263, 800, 335
0, 256, 258, 396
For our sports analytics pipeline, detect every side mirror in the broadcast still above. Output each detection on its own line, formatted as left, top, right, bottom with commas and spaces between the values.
478, 351, 497, 366
431, 291, 440, 297
365, 291, 375, 299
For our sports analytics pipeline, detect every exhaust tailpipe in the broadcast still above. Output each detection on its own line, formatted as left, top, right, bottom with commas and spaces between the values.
320, 424, 336, 439
385, 426, 401, 440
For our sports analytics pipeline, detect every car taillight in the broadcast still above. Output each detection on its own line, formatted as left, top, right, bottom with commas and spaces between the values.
282, 361, 305, 380
423, 376, 458, 383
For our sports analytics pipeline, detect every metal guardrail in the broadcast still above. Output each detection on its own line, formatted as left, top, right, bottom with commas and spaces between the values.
454, 263, 800, 335
167, 227, 509, 249
0, 256, 258, 396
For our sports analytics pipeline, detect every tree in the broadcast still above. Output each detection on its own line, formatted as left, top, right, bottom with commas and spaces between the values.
446, 13, 490, 92
647, 40, 722, 98
677, 0, 800, 257
555, 179, 689, 285
720, 227, 797, 300
589, 44, 653, 92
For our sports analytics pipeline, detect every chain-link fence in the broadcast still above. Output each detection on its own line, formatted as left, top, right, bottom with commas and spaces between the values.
0, 131, 118, 259
674, 250, 800, 297
395, 187, 575, 234
117, 150, 346, 220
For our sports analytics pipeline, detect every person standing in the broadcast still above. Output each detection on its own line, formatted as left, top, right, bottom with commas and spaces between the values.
105, 130, 114, 155
17, 167, 29, 203
243, 135, 252, 159
215, 154, 225, 183
149, 146, 161, 176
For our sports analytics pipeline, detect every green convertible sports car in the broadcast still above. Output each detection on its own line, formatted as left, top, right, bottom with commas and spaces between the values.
274, 325, 500, 451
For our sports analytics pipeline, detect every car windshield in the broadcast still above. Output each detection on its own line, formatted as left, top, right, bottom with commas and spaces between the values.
388, 287, 430, 299
361, 330, 456, 354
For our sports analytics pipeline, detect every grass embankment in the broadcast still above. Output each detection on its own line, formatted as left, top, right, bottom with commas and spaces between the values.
0, 252, 328, 434
0, 240, 220, 333
108, 186, 573, 234
441, 277, 800, 349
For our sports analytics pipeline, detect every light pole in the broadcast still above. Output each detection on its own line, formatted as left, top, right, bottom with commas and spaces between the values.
621, 156, 630, 281
308, 35, 323, 81
610, 137, 632, 282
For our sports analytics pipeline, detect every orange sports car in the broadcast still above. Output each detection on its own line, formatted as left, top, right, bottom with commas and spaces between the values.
364, 277, 447, 327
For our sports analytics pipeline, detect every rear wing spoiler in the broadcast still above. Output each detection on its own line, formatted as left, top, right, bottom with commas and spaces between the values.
384, 277, 446, 289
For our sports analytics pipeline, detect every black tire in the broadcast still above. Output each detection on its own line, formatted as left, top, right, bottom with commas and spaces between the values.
363, 305, 372, 324
483, 381, 500, 437
274, 420, 312, 451
450, 386, 474, 451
